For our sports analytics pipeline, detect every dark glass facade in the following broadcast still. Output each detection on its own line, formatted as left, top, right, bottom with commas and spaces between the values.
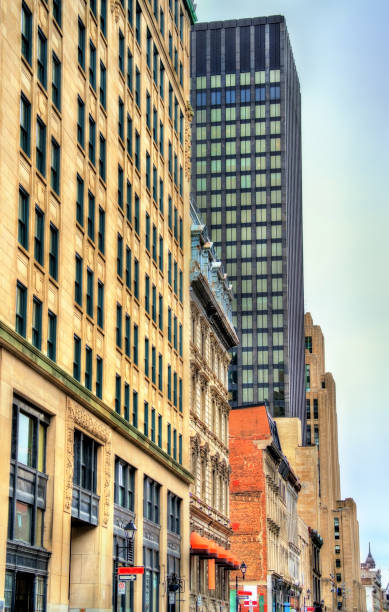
190, 17, 305, 431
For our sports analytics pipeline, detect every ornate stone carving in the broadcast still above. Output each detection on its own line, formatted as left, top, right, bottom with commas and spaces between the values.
184, 101, 194, 180
199, 442, 209, 460
110, 0, 122, 22
64, 398, 112, 528
191, 433, 201, 454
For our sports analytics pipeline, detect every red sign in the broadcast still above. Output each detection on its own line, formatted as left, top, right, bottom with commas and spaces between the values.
238, 591, 252, 596
118, 566, 144, 575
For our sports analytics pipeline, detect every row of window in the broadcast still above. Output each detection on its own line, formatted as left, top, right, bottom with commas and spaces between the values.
73, 335, 103, 397
195, 85, 280, 107
195, 71, 281, 90
197, 173, 282, 192
195, 123, 281, 141
20, 94, 61, 195
305, 424, 319, 447
198, 189, 282, 209
306, 398, 319, 420
16, 282, 57, 361
197, 156, 281, 174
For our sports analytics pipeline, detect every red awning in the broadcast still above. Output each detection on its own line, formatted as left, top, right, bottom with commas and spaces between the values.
190, 532, 210, 556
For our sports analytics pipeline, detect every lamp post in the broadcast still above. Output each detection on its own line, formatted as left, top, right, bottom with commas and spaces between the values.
304, 588, 311, 612
236, 561, 247, 612
115, 520, 137, 612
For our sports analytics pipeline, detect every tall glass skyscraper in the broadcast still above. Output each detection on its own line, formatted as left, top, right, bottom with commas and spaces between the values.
190, 16, 305, 424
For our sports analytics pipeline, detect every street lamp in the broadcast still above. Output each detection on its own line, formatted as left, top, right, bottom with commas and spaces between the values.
304, 588, 311, 612
115, 520, 137, 612
236, 562, 247, 612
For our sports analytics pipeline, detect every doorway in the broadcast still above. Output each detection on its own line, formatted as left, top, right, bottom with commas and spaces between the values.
15, 572, 34, 612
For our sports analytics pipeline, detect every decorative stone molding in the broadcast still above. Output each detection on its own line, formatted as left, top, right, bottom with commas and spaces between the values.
191, 433, 202, 455
110, 0, 123, 22
64, 398, 112, 527
199, 442, 209, 461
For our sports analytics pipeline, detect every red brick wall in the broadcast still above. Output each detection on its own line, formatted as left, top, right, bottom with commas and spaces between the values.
229, 405, 270, 583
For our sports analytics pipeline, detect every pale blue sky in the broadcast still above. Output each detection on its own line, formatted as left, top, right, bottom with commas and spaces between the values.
196, 0, 389, 584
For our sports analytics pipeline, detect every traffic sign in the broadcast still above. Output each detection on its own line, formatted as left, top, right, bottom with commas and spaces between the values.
118, 566, 144, 575
120, 574, 137, 581
118, 581, 126, 595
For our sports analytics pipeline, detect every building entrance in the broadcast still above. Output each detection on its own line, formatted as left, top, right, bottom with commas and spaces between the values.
14, 572, 34, 612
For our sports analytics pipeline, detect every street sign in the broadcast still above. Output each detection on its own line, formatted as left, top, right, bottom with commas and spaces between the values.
120, 574, 136, 581
118, 566, 144, 575
118, 581, 126, 595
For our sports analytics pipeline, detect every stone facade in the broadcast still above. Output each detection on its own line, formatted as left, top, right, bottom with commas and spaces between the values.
0, 0, 196, 610
189, 204, 238, 611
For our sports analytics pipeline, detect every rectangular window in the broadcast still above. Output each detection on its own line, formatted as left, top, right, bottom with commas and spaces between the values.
88, 191, 95, 241
32, 297, 42, 350
73, 429, 97, 492
173, 428, 177, 460
133, 323, 138, 364
127, 114, 133, 156
125, 314, 131, 357
99, 134, 106, 181
115, 374, 121, 413
77, 97, 85, 148
168, 307, 172, 343
118, 29, 124, 73
151, 407, 156, 442
158, 353, 163, 391
21, 3, 32, 65
96, 356, 103, 398
145, 213, 150, 251
143, 476, 160, 524
98, 206, 105, 253
85, 346, 92, 390
132, 390, 138, 427
97, 281, 104, 328
50, 138, 60, 195
167, 423, 171, 455
16, 282, 27, 337
89, 40, 96, 89
135, 3, 141, 44
36, 27, 47, 89
89, 115, 96, 165
18, 187, 29, 250
73, 334, 81, 380
86, 269, 94, 317
135, 132, 140, 170
159, 235, 163, 271
116, 303, 122, 348
118, 165, 124, 209
158, 294, 163, 330
49, 223, 58, 280
127, 49, 133, 91
78, 18, 86, 69
47, 310, 57, 361
151, 345, 156, 384
134, 258, 139, 298
158, 414, 162, 447
144, 401, 149, 436
126, 179, 132, 222
124, 383, 130, 420
152, 225, 157, 262
20, 94, 31, 156
135, 68, 140, 107
114, 457, 135, 510
100, 61, 106, 108
179, 324, 182, 357
100, 0, 107, 35
314, 398, 319, 420
34, 206, 45, 265
179, 433, 182, 464
173, 372, 177, 407
118, 97, 124, 140
179, 378, 182, 412
167, 365, 171, 401
75, 254, 83, 305
152, 285, 157, 323
36, 117, 46, 176
126, 246, 132, 289
144, 337, 149, 376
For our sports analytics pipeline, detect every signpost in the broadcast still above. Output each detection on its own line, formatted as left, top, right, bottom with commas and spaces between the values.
118, 581, 126, 595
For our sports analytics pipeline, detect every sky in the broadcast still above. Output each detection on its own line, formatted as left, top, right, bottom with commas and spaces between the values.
196, 0, 389, 587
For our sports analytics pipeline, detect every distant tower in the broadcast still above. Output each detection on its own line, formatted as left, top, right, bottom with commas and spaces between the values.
364, 543, 376, 569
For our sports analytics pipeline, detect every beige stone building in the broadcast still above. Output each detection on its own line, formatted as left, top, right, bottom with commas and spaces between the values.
189, 204, 238, 611
305, 313, 365, 611
0, 0, 196, 610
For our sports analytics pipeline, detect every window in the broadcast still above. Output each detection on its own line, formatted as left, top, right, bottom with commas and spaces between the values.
86, 269, 94, 317
158, 414, 162, 447
88, 191, 95, 241
50, 138, 60, 195
305, 336, 312, 352
132, 389, 138, 427
135, 67, 140, 106
314, 398, 319, 419
158, 294, 163, 330
18, 187, 29, 250
127, 49, 133, 91
158, 353, 163, 391
89, 40, 96, 89
127, 114, 133, 156
73, 429, 97, 492
97, 206, 105, 253
115, 374, 121, 413
118, 165, 124, 209
89, 115, 96, 165
152, 285, 157, 322
144, 476, 160, 523
135, 131, 140, 170
73, 334, 81, 380
125, 314, 131, 357
20, 94, 31, 156
16, 282, 27, 337
114, 457, 135, 510
85, 346, 93, 390
78, 18, 86, 69
97, 281, 104, 328
21, 3, 32, 65
118, 29, 124, 73
118, 97, 124, 140
100, 61, 106, 108
116, 303, 122, 349
305, 364, 310, 391
306, 399, 311, 420
126, 246, 132, 289
32, 297, 42, 349
144, 401, 149, 436
135, 2, 141, 44
167, 492, 180, 534
34, 206, 44, 265
134, 258, 139, 298
47, 310, 57, 361
77, 97, 85, 148
36, 117, 46, 176
144, 337, 149, 376
75, 254, 83, 305
96, 356, 103, 398
100, 0, 107, 35
152, 225, 157, 262
133, 323, 138, 364
167, 423, 171, 454
97, 134, 106, 181
9, 398, 49, 548
151, 345, 156, 384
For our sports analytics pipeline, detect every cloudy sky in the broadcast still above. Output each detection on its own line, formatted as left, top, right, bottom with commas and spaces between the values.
196, 0, 389, 585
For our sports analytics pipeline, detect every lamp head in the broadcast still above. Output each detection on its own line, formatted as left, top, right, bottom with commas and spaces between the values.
124, 519, 137, 541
